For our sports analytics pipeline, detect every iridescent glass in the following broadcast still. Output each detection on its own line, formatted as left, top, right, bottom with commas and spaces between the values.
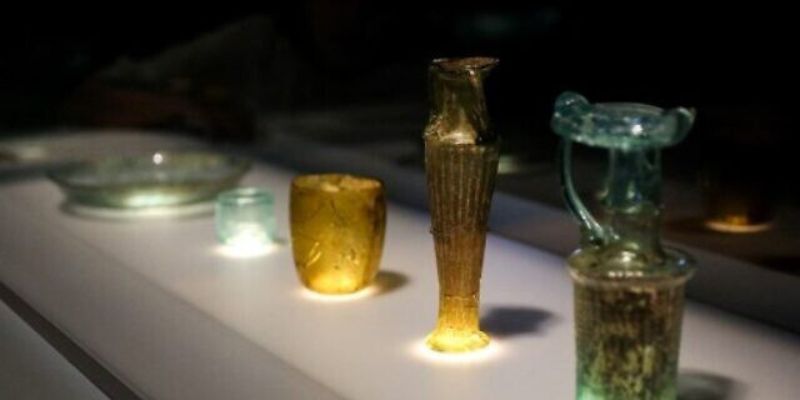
552, 92, 696, 399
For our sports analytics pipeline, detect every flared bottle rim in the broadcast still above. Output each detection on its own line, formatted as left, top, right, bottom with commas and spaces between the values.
291, 173, 384, 193
431, 57, 499, 74
551, 91, 695, 150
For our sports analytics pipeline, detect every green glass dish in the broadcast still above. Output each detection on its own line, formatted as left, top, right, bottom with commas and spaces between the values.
48, 152, 251, 209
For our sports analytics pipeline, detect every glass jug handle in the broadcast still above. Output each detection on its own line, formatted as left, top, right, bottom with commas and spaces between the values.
559, 138, 606, 245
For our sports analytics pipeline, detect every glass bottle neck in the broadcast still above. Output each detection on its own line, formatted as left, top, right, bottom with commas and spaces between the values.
426, 70, 494, 145
601, 149, 664, 254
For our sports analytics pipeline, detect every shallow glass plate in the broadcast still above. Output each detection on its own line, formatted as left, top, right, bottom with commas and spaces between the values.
48, 152, 251, 209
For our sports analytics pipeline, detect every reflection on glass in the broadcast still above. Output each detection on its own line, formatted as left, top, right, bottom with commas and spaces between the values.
48, 152, 251, 209
411, 339, 502, 365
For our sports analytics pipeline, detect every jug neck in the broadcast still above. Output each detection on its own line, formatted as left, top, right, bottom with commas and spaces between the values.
425, 58, 497, 145
601, 148, 664, 254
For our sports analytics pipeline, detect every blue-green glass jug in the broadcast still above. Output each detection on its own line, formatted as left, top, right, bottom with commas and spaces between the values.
552, 92, 696, 400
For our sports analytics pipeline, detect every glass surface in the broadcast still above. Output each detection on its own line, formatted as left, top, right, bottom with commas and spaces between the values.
423, 57, 499, 353
215, 187, 276, 249
553, 92, 695, 399
48, 152, 251, 209
289, 174, 386, 294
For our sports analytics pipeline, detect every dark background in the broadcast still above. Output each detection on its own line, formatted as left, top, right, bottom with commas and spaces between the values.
1, 3, 797, 202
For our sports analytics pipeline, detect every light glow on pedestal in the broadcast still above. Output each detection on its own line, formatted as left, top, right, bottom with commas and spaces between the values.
123, 193, 184, 208
305, 273, 364, 295
216, 224, 277, 258
222, 222, 270, 246
298, 285, 379, 303
425, 295, 490, 353
411, 338, 502, 365
425, 328, 490, 353
705, 219, 772, 234
215, 241, 277, 259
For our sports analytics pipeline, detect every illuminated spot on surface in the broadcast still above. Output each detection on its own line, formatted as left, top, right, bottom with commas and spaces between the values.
215, 242, 278, 259
705, 219, 772, 234
221, 223, 272, 246
411, 339, 502, 365
305, 273, 365, 295
298, 285, 378, 303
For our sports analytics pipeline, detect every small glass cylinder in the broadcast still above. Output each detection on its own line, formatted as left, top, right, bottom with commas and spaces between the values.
215, 188, 276, 249
290, 174, 386, 294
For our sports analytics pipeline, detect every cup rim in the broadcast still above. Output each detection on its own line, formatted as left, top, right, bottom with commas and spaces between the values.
217, 187, 274, 205
291, 173, 383, 193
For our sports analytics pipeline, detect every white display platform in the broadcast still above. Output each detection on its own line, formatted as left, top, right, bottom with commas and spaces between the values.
0, 299, 109, 400
1, 164, 799, 399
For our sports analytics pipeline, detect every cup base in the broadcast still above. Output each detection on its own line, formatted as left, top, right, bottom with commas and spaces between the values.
301, 273, 375, 295
303, 283, 368, 295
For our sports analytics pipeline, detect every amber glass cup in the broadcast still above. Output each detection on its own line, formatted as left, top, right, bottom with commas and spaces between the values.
290, 174, 386, 294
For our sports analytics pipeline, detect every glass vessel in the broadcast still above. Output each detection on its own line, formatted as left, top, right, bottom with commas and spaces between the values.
215, 187, 276, 249
290, 174, 386, 294
48, 152, 251, 209
552, 92, 696, 399
423, 57, 500, 353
